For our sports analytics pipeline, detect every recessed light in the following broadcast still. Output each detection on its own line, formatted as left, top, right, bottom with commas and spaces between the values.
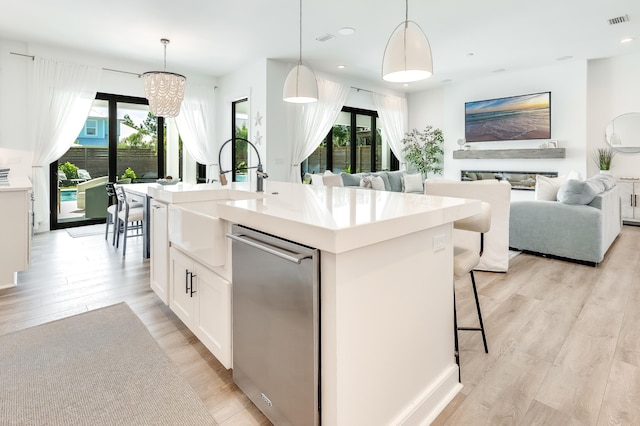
338, 27, 356, 36
403, 83, 409, 87
466, 53, 474, 57
337, 65, 346, 69
441, 79, 452, 83
556, 55, 573, 61
620, 37, 635, 44
493, 68, 506, 73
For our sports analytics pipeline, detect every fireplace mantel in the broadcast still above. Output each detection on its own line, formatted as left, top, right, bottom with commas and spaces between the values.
453, 148, 565, 159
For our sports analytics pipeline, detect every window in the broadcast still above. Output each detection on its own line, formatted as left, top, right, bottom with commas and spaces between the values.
303, 107, 397, 178
85, 120, 97, 136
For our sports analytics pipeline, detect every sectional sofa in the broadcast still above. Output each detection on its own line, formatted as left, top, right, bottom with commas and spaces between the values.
509, 174, 621, 265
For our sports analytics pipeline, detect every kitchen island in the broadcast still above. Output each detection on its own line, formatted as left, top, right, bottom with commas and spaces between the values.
151, 180, 480, 425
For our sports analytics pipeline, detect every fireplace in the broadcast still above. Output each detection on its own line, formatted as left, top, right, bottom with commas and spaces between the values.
461, 170, 558, 190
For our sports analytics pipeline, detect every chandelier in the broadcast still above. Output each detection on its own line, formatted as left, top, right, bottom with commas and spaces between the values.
143, 39, 186, 118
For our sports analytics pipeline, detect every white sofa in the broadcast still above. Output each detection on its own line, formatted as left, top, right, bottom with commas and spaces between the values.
425, 179, 512, 272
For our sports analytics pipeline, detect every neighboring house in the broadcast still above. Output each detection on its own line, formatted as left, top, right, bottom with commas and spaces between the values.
75, 115, 123, 147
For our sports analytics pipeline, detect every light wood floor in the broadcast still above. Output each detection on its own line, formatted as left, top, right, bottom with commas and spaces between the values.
2, 224, 640, 425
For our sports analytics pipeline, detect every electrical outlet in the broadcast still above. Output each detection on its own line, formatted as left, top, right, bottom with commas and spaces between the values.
260, 393, 273, 407
433, 234, 447, 252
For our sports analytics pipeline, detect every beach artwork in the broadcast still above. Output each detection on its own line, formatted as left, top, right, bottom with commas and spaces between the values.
465, 92, 551, 142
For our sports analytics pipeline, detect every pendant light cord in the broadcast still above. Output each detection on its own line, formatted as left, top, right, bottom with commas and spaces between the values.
298, 0, 303, 64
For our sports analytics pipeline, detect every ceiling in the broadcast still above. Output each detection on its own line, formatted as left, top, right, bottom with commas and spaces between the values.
1, 0, 639, 93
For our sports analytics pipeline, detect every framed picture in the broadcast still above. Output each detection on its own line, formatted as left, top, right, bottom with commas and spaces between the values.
465, 92, 551, 142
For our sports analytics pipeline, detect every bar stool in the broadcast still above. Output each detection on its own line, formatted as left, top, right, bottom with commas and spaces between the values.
453, 201, 491, 381
105, 183, 120, 245
115, 185, 144, 256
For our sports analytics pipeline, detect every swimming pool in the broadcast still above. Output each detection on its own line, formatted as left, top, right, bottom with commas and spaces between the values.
60, 190, 77, 202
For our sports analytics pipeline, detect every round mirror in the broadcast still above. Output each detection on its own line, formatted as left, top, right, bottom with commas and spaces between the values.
605, 112, 640, 153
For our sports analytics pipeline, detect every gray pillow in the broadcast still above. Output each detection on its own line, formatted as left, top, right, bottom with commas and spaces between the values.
557, 179, 601, 205
340, 172, 361, 187
386, 171, 404, 192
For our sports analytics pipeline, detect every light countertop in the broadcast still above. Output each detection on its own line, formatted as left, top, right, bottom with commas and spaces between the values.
216, 181, 481, 253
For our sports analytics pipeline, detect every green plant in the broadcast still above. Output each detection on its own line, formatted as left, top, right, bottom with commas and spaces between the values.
594, 148, 615, 170
401, 126, 444, 175
121, 167, 137, 180
58, 162, 78, 180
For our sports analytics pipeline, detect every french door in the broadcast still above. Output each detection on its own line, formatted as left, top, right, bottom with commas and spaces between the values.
50, 93, 165, 229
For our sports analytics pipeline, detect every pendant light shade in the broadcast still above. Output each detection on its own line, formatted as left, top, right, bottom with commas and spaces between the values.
143, 39, 186, 118
382, 0, 433, 83
283, 62, 318, 103
283, 0, 318, 103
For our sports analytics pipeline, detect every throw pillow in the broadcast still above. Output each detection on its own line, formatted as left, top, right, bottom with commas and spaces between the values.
402, 173, 424, 193
323, 174, 344, 187
310, 174, 324, 185
360, 175, 385, 191
386, 171, 404, 192
371, 173, 392, 191
340, 172, 361, 187
535, 175, 565, 201
557, 179, 601, 205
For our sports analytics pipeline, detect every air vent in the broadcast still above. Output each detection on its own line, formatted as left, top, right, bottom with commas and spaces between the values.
609, 14, 630, 25
316, 33, 335, 42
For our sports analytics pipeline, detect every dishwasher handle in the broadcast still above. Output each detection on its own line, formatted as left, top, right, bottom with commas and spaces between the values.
227, 233, 311, 264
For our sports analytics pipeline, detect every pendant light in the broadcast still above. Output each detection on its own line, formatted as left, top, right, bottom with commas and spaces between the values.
143, 39, 186, 118
382, 0, 433, 83
283, 0, 318, 103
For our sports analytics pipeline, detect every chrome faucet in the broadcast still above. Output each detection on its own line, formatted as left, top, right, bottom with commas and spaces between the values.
217, 137, 268, 192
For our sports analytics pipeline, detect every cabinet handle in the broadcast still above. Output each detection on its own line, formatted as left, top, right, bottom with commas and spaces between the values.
190, 273, 197, 297
635, 194, 638, 207
185, 270, 190, 294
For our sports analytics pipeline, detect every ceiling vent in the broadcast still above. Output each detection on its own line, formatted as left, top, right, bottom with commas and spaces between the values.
609, 14, 630, 25
316, 33, 335, 42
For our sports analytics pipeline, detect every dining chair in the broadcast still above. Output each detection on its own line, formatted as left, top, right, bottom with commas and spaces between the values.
115, 185, 144, 256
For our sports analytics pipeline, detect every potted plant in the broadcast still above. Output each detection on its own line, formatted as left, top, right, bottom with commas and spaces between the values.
594, 148, 615, 174
401, 126, 444, 176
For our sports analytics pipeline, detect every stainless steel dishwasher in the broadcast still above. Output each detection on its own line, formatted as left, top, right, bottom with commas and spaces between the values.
228, 225, 320, 426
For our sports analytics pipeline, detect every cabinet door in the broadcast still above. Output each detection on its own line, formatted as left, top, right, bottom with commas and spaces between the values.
619, 182, 634, 220
150, 199, 169, 304
194, 265, 232, 369
169, 248, 196, 327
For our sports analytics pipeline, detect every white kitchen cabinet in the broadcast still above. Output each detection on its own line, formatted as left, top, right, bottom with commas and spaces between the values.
150, 198, 169, 303
0, 177, 32, 289
618, 179, 640, 224
170, 247, 232, 368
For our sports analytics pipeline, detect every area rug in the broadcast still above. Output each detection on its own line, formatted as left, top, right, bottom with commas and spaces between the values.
0, 303, 216, 425
66, 224, 105, 238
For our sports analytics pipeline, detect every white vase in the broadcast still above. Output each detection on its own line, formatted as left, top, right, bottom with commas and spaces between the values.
600, 170, 611, 175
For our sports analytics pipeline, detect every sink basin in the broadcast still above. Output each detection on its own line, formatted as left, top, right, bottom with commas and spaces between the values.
168, 201, 226, 268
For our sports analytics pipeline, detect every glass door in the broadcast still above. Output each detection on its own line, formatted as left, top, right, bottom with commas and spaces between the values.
51, 93, 162, 229
232, 98, 249, 182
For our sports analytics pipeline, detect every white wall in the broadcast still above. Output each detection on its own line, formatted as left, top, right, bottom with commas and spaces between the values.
408, 61, 588, 201
587, 52, 640, 178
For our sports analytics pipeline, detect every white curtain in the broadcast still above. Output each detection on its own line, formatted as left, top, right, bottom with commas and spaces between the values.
372, 93, 408, 170
30, 57, 102, 231
289, 79, 350, 183
175, 82, 217, 180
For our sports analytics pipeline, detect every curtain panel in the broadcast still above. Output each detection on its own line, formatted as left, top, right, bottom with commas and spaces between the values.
174, 82, 217, 181
372, 93, 408, 170
29, 57, 102, 231
288, 79, 350, 183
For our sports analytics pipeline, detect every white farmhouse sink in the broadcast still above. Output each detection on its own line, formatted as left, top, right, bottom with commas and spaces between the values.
168, 201, 226, 268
